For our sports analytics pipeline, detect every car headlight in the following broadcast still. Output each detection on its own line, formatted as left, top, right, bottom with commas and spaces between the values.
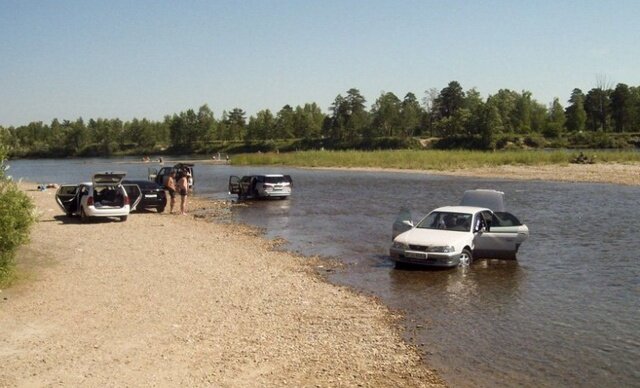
427, 245, 455, 253
392, 241, 409, 249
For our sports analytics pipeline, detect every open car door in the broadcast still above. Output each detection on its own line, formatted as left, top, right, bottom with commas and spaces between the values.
148, 167, 158, 182
228, 176, 241, 195
122, 183, 143, 211
473, 211, 522, 259
392, 207, 414, 240
56, 185, 80, 215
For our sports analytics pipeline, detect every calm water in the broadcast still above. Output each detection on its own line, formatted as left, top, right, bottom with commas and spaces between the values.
9, 158, 640, 387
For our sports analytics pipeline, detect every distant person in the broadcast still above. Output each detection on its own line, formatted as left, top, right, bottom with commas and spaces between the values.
166, 170, 177, 214
177, 170, 190, 215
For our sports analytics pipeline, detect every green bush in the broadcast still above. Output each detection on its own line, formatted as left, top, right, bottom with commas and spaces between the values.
0, 156, 36, 283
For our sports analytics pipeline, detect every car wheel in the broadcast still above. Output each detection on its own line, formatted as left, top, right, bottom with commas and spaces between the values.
459, 248, 473, 267
158, 206, 166, 213
120, 215, 128, 222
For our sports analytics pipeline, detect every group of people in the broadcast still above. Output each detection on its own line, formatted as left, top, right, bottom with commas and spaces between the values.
164, 168, 190, 215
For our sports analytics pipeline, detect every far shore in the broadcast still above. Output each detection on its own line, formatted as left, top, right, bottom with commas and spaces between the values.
309, 162, 640, 186
119, 156, 640, 186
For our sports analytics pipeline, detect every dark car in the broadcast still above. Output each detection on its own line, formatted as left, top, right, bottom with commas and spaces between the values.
122, 180, 167, 213
148, 163, 194, 190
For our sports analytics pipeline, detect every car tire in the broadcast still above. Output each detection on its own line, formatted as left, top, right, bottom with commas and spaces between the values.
158, 206, 166, 213
120, 215, 128, 222
459, 248, 473, 267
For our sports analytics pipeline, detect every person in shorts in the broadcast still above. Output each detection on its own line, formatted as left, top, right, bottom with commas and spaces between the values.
177, 170, 190, 215
166, 170, 177, 214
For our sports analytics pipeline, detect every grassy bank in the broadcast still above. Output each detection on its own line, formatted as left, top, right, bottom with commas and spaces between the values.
231, 149, 640, 170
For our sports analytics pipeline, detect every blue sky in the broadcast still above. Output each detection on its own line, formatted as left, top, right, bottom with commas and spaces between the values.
1, 0, 639, 127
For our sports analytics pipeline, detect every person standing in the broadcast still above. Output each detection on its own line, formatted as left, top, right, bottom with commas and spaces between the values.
166, 170, 177, 214
177, 170, 190, 215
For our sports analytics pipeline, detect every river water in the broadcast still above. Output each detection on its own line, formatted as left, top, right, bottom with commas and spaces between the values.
8, 158, 640, 387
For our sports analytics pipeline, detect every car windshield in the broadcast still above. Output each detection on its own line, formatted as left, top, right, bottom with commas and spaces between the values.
416, 211, 472, 232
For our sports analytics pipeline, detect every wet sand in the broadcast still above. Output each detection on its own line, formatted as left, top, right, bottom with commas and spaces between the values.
0, 184, 445, 387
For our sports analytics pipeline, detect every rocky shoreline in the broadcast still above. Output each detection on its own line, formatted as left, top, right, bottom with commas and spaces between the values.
0, 184, 445, 387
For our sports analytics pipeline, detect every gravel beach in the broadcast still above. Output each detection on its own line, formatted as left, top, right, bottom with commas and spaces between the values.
0, 184, 445, 387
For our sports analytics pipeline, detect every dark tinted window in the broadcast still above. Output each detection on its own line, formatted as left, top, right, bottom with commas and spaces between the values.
264, 176, 289, 184
493, 212, 522, 227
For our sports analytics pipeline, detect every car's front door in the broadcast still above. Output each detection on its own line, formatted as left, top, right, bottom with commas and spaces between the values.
228, 176, 241, 195
473, 211, 520, 259
392, 207, 414, 240
155, 167, 172, 186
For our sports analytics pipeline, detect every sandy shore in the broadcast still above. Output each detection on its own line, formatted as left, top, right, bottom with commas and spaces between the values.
314, 162, 640, 186
0, 185, 445, 387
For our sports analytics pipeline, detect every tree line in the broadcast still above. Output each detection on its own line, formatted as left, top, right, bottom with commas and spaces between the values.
2, 81, 640, 157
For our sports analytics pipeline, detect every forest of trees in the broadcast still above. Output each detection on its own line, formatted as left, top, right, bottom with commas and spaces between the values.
2, 81, 640, 158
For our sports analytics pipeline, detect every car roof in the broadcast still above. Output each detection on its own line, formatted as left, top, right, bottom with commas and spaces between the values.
122, 179, 162, 188
431, 205, 491, 214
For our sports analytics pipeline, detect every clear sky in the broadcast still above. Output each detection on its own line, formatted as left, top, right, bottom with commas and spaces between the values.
1, 0, 639, 127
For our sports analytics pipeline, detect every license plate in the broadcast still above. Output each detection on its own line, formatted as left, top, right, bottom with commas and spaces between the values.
405, 251, 428, 259
145, 194, 157, 198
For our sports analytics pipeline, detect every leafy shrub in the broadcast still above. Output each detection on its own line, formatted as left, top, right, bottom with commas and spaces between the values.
0, 155, 36, 283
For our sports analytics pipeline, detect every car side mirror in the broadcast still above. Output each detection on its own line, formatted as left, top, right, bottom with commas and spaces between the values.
402, 220, 414, 227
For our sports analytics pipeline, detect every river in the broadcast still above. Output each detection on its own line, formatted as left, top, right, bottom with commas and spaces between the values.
8, 157, 640, 387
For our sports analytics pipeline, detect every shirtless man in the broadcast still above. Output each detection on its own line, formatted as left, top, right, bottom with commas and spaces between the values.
166, 170, 177, 214
176, 170, 190, 215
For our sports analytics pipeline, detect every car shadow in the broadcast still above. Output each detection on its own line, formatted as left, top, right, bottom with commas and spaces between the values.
52, 215, 120, 224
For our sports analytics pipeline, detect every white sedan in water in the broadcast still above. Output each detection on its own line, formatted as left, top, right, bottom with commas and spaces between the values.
390, 190, 529, 268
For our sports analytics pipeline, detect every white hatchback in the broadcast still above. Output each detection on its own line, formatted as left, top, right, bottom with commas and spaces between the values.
56, 172, 131, 222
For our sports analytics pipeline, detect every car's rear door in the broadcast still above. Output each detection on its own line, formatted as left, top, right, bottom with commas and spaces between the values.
122, 183, 142, 210
55, 185, 80, 214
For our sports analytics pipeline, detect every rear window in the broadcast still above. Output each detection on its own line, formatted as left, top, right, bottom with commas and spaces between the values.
136, 181, 160, 190
59, 186, 78, 195
264, 176, 291, 184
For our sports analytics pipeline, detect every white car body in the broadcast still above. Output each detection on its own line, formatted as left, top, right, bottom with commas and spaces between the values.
55, 172, 131, 222
390, 190, 529, 268
228, 174, 292, 199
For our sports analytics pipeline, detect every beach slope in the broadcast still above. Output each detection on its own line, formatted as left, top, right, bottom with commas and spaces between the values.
0, 185, 444, 387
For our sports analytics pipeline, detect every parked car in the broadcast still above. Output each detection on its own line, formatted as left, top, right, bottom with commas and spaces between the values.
390, 189, 529, 268
228, 174, 292, 199
55, 172, 130, 222
122, 180, 167, 213
149, 163, 194, 189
